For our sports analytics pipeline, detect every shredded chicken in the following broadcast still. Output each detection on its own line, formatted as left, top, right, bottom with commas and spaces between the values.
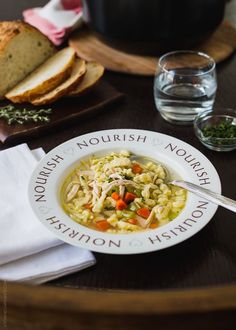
92, 180, 100, 205
66, 184, 80, 202
119, 185, 125, 199
77, 170, 94, 177
135, 215, 148, 228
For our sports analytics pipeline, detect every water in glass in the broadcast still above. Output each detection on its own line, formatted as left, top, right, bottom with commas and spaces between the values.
154, 51, 217, 124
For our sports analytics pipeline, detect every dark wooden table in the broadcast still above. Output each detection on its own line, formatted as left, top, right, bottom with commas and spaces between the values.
1, 1, 236, 329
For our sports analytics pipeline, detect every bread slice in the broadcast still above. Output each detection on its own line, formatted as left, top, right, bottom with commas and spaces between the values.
31, 59, 86, 105
67, 62, 104, 97
0, 21, 55, 98
6, 47, 76, 103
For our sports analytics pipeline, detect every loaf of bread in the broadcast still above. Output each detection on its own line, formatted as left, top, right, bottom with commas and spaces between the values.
1, 20, 105, 105
0, 21, 55, 98
6, 47, 76, 103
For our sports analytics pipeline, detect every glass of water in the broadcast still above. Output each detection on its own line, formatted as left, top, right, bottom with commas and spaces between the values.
154, 50, 217, 124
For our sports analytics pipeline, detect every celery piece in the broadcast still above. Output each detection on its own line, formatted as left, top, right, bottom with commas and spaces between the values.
134, 189, 142, 197
122, 210, 135, 218
116, 210, 123, 218
128, 202, 138, 212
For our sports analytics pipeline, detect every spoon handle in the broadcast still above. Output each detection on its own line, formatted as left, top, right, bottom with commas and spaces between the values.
171, 180, 236, 213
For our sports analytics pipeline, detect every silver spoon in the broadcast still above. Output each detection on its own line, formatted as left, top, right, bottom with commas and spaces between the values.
170, 180, 236, 213
130, 155, 236, 213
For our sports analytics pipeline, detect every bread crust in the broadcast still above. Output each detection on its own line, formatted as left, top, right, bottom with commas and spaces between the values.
7, 67, 72, 103
31, 59, 86, 105
68, 62, 104, 97
0, 20, 55, 54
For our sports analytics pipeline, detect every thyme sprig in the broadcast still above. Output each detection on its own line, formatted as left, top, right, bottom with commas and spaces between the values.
0, 104, 52, 125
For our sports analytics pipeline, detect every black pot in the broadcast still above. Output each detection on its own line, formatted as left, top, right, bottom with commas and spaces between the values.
82, 0, 226, 55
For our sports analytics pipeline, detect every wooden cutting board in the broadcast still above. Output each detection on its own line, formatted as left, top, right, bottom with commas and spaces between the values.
69, 20, 236, 76
0, 81, 124, 144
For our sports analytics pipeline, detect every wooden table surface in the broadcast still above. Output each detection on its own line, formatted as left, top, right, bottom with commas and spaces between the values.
0, 1, 236, 329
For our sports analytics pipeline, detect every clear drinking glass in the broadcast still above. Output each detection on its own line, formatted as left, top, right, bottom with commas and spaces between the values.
154, 50, 217, 125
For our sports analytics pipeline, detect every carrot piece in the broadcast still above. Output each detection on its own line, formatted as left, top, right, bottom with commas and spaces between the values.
96, 220, 110, 231
128, 218, 137, 225
132, 163, 142, 174
84, 203, 92, 209
111, 192, 120, 200
116, 199, 128, 210
149, 223, 158, 229
137, 207, 150, 219
124, 192, 137, 203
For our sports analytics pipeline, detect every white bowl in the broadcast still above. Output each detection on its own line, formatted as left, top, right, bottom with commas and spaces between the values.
28, 129, 221, 254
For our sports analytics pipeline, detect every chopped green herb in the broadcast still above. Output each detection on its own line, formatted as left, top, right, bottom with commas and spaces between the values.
201, 118, 236, 145
0, 104, 52, 125
104, 207, 115, 211
202, 118, 236, 138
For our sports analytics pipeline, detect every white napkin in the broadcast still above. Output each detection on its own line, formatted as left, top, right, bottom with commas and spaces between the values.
0, 144, 61, 265
0, 144, 95, 284
0, 244, 95, 285
23, 0, 83, 45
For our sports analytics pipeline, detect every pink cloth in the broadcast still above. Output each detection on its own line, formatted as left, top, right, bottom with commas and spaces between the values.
23, 0, 83, 45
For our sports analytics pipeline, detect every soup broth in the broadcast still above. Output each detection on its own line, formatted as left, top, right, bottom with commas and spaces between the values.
61, 151, 187, 233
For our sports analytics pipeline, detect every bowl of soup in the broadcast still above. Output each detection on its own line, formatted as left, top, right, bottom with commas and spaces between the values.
28, 129, 221, 254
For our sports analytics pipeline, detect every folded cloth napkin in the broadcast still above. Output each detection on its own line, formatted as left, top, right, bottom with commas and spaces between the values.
0, 144, 95, 284
23, 0, 83, 45
0, 244, 95, 285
